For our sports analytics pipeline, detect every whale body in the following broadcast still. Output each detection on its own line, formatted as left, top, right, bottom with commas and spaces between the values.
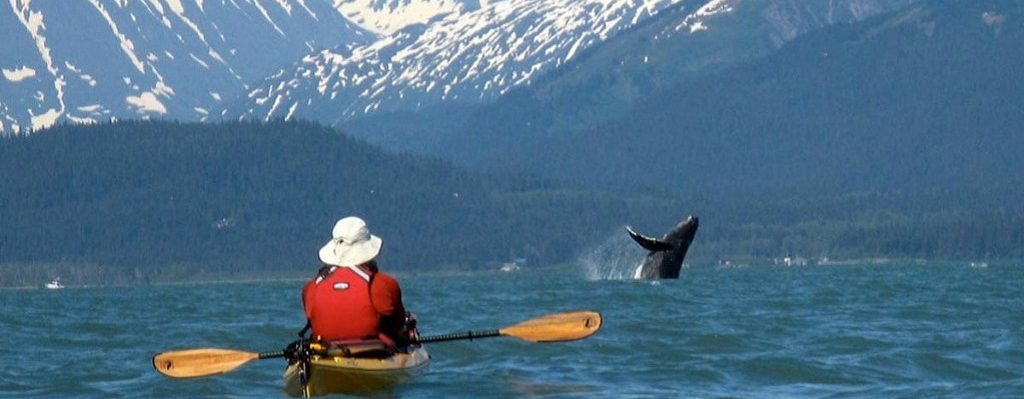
628, 216, 699, 279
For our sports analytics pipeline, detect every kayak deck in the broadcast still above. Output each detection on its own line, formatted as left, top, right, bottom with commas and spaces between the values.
283, 345, 429, 397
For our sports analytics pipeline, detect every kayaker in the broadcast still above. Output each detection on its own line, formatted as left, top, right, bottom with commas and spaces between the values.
301, 216, 408, 347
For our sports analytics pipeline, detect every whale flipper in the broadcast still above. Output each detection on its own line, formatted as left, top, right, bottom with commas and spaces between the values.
626, 226, 673, 252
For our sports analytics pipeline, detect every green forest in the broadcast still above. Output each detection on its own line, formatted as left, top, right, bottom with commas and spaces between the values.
1, 120, 1021, 287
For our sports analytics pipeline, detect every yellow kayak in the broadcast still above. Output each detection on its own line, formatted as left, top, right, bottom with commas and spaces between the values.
282, 345, 430, 397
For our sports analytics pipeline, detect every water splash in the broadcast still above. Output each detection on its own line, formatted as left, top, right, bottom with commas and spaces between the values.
579, 232, 642, 281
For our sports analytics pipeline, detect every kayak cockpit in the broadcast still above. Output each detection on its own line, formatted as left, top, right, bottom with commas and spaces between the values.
282, 340, 429, 397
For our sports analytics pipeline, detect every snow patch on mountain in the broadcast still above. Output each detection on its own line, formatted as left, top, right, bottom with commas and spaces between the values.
89, 0, 146, 74
126, 91, 168, 114
2, 66, 37, 82
8, 0, 66, 131
676, 0, 733, 33
334, 0, 481, 35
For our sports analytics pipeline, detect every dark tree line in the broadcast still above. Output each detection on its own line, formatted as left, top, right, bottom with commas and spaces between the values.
0, 120, 683, 282
1, 120, 1021, 286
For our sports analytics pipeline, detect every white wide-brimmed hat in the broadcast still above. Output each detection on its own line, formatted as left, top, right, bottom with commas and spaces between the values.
318, 216, 383, 267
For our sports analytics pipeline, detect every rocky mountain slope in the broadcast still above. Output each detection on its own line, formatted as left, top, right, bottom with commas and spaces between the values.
224, 0, 688, 125
338, 0, 920, 154
1, 0, 367, 134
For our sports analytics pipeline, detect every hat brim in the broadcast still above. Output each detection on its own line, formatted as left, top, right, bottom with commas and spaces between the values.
319, 235, 382, 266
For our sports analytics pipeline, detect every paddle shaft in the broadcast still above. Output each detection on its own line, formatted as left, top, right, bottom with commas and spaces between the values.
259, 350, 286, 359
416, 329, 500, 343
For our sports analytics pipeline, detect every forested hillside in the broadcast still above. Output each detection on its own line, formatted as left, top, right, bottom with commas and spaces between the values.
0, 121, 684, 285
2, 119, 1021, 287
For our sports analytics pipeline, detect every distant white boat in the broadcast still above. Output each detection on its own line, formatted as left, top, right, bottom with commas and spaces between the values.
45, 278, 64, 289
499, 262, 521, 272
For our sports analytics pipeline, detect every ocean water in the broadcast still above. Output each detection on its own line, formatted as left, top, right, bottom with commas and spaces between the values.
1, 262, 1022, 398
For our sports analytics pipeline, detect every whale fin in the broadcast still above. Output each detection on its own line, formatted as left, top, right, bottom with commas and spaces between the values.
626, 226, 674, 252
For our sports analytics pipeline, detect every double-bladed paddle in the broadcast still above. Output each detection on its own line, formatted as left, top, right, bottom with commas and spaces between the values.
153, 310, 602, 379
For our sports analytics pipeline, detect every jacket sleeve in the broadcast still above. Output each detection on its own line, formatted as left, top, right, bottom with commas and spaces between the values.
371, 273, 405, 316
371, 273, 406, 340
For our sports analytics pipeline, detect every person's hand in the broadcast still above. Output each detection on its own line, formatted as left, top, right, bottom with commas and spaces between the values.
284, 339, 309, 361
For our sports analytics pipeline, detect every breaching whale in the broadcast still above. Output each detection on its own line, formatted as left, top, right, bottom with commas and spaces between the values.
628, 216, 699, 279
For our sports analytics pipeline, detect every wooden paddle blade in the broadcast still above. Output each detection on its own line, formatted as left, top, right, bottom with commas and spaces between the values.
153, 348, 260, 378
499, 311, 602, 342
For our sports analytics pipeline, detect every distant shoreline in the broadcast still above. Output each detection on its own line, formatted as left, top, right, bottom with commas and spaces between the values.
0, 276, 309, 291
0, 259, 1013, 289
0, 262, 560, 289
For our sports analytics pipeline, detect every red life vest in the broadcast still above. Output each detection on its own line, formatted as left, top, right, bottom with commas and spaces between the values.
302, 266, 381, 341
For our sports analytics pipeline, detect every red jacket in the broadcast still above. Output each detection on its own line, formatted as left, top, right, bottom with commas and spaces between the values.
302, 265, 405, 342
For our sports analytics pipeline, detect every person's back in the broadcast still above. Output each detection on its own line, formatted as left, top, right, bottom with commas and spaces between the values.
302, 217, 406, 345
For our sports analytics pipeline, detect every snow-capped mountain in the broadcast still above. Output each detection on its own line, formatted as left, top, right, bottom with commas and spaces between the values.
1, 0, 368, 134
224, 0, 689, 125
224, 0, 919, 128
3, 0, 923, 136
